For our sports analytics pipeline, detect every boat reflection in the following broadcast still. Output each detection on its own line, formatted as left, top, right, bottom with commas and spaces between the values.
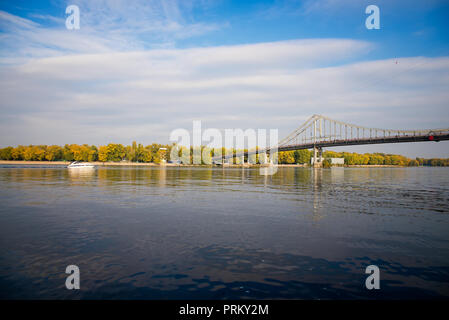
68, 166, 95, 180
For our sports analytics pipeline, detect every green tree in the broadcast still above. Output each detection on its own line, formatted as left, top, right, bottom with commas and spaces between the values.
88, 145, 98, 162
322, 158, 332, 168
294, 149, 311, 164
136, 143, 146, 162
368, 154, 384, 165
130, 141, 137, 162
142, 147, 153, 163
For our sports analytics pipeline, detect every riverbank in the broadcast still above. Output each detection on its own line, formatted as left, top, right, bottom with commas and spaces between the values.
0, 160, 163, 166
0, 160, 278, 167
0, 160, 415, 168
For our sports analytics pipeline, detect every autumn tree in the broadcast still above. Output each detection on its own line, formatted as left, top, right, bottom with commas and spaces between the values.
279, 151, 295, 164
0, 147, 13, 160
45, 145, 63, 161
98, 146, 108, 162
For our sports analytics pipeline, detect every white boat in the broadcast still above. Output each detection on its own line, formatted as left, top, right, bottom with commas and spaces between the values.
67, 161, 95, 169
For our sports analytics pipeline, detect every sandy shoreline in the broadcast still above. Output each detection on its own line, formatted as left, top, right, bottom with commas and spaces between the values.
0, 160, 158, 166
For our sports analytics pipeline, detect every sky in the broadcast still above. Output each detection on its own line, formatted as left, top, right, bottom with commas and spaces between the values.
0, 0, 449, 157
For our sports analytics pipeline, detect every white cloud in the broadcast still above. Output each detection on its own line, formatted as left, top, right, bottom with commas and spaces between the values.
0, 6, 448, 157
1, 37, 448, 157
0, 1, 224, 60
0, 10, 40, 29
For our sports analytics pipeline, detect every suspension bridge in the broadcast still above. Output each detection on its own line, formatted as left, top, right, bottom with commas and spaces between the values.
213, 114, 449, 166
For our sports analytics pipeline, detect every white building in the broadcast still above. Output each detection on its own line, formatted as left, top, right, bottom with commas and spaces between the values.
311, 157, 344, 165
330, 158, 344, 165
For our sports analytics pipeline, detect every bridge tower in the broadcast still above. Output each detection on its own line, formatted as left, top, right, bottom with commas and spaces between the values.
312, 146, 323, 167
312, 116, 323, 167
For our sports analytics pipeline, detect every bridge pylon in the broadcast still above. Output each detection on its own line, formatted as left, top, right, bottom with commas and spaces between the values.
312, 146, 323, 167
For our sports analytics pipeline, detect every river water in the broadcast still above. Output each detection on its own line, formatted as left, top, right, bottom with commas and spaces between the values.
0, 166, 448, 299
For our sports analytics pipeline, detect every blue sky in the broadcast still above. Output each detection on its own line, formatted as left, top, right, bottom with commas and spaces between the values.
0, 0, 449, 157
2, 0, 448, 57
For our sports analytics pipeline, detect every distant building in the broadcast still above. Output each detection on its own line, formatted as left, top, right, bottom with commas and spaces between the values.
330, 158, 344, 165
310, 157, 344, 165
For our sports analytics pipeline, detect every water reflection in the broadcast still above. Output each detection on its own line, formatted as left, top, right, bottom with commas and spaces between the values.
68, 167, 95, 180
0, 166, 448, 299
312, 168, 324, 221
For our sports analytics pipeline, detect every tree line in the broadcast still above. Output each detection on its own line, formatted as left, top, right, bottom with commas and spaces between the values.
274, 149, 448, 166
0, 143, 448, 166
0, 142, 170, 164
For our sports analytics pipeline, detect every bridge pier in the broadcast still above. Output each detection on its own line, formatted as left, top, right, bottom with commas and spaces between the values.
258, 152, 268, 164
312, 146, 323, 167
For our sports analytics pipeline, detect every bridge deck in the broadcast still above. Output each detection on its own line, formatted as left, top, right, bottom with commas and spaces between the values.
212, 133, 449, 161
277, 133, 449, 152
